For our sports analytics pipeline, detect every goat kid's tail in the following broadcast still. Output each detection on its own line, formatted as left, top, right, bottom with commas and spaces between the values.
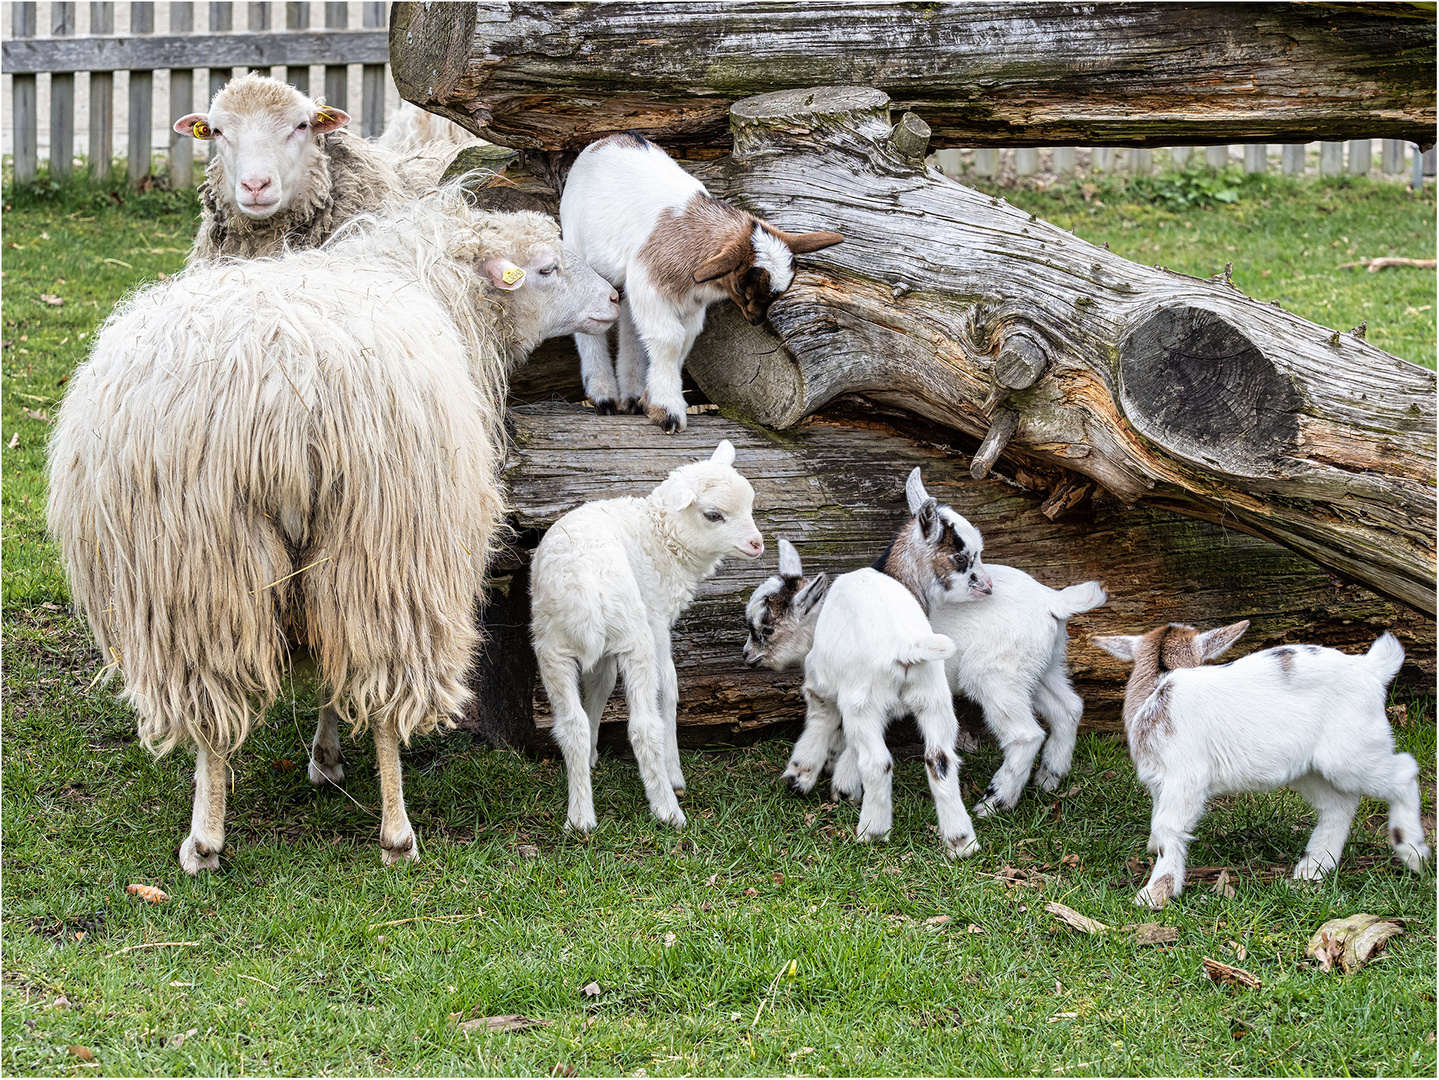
1364, 632, 1405, 684
1053, 581, 1107, 619
896, 633, 956, 666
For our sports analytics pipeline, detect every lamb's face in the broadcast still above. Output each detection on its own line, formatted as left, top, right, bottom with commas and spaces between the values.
175, 74, 348, 220
655, 442, 764, 563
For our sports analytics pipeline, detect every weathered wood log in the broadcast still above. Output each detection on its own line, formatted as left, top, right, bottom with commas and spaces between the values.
388, 1, 1437, 152
461, 404, 1435, 750
666, 87, 1436, 615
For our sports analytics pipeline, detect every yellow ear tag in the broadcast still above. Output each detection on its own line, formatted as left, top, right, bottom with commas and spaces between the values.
192, 120, 210, 139
501, 267, 526, 286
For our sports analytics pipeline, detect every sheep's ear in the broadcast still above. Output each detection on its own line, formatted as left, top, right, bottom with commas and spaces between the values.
483, 257, 527, 291
710, 440, 736, 466
1196, 620, 1249, 661
661, 480, 696, 513
905, 467, 930, 516
795, 572, 830, 615
1091, 634, 1140, 661
310, 105, 351, 134
777, 537, 802, 578
174, 113, 215, 139
783, 230, 845, 254
694, 240, 749, 283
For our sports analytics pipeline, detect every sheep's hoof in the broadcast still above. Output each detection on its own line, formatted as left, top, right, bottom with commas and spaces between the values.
591, 398, 617, 416
1034, 766, 1064, 793
307, 756, 345, 788
178, 835, 221, 875
380, 832, 418, 866
945, 833, 980, 860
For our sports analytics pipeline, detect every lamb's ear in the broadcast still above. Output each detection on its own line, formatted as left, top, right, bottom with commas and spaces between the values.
1091, 634, 1140, 661
660, 480, 696, 513
694, 240, 749, 283
905, 467, 929, 516
310, 105, 351, 134
783, 230, 844, 254
795, 572, 830, 615
1196, 620, 1249, 661
710, 439, 735, 466
174, 113, 215, 139
484, 257, 527, 291
777, 537, 802, 578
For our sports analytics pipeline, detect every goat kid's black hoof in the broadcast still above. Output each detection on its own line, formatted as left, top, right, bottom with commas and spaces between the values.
660, 413, 684, 434
620, 398, 645, 415
591, 398, 617, 416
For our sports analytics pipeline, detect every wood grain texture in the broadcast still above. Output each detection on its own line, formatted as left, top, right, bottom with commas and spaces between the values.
387, 1, 1437, 151
674, 87, 1435, 614
460, 404, 1435, 748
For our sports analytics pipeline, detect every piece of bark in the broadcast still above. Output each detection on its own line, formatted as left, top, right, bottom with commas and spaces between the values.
677, 87, 1435, 613
389, 2, 1437, 151
457, 404, 1434, 746
1306, 914, 1406, 974
1203, 957, 1262, 989
1045, 902, 1109, 935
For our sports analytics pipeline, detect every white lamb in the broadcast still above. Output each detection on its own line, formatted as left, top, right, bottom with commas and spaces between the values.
1092, 621, 1430, 909
47, 184, 620, 873
530, 441, 764, 832
559, 131, 844, 431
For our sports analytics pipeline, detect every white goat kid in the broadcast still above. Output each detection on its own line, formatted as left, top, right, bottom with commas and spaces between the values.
560, 132, 843, 432
1093, 622, 1430, 909
903, 471, 1108, 815
531, 441, 764, 831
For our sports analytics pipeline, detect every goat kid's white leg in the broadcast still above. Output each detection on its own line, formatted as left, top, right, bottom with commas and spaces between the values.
308, 704, 346, 787
629, 289, 692, 433
179, 739, 228, 874
831, 739, 861, 805
846, 708, 894, 843
1291, 774, 1361, 881
1136, 782, 1206, 909
1032, 672, 1083, 792
581, 656, 618, 772
913, 699, 979, 859
620, 653, 685, 828
1374, 752, 1431, 872
784, 688, 841, 795
543, 654, 598, 832
973, 690, 1046, 817
575, 329, 620, 415
374, 719, 418, 865
614, 301, 649, 415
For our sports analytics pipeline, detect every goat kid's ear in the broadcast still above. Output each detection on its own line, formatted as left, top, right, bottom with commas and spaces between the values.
709, 439, 736, 467
1196, 620, 1249, 661
310, 105, 351, 134
174, 112, 215, 139
484, 257, 527, 291
1091, 634, 1140, 661
796, 572, 830, 615
694, 241, 749, 283
905, 467, 930, 516
777, 537, 803, 578
783, 230, 845, 254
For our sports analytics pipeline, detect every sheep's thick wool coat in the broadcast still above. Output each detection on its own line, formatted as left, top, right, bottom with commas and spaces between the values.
47, 192, 546, 756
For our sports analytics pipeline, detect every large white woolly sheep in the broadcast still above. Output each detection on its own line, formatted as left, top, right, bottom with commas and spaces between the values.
530, 441, 764, 832
1093, 622, 1430, 909
377, 101, 478, 152
173, 74, 458, 261
559, 131, 844, 432
47, 185, 620, 873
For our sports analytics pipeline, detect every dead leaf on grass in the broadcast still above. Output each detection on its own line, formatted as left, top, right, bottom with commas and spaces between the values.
6, 432, 18, 449
1386, 704, 1409, 729
1202, 957, 1261, 990
125, 883, 169, 904
68, 1046, 94, 1061
516, 844, 539, 859
662, 932, 677, 948
743, 887, 758, 897
1045, 901, 1109, 935
23, 408, 48, 422
550, 1065, 577, 1077
1211, 868, 1236, 899
39, 294, 65, 307
581, 981, 601, 998
925, 915, 951, 928
456, 1014, 551, 1034
1061, 853, 1080, 869
1306, 914, 1405, 974
1129, 922, 1179, 946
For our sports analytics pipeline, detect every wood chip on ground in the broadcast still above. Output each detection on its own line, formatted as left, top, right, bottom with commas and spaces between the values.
1045, 902, 1109, 934
1202, 957, 1261, 989
454, 1014, 551, 1034
1306, 914, 1405, 974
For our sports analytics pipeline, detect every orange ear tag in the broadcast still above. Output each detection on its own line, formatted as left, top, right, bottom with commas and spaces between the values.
501, 267, 526, 287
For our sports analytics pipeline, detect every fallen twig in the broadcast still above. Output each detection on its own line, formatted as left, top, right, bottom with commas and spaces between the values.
368, 912, 482, 931
106, 941, 200, 958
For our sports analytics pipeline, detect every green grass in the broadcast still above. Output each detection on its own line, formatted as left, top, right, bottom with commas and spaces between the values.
3, 172, 1436, 1076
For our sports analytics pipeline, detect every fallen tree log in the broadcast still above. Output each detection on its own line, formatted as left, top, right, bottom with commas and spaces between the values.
462, 404, 1435, 750
389, 1, 1437, 152
657, 87, 1437, 615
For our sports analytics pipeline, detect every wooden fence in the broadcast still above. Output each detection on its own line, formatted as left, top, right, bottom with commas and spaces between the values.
4, 3, 1436, 189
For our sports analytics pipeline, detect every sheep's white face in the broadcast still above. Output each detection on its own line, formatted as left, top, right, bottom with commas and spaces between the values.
655, 442, 764, 563
483, 239, 620, 352
174, 75, 348, 220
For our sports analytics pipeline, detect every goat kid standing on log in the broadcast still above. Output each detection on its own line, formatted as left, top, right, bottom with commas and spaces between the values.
560, 132, 844, 431
47, 187, 620, 873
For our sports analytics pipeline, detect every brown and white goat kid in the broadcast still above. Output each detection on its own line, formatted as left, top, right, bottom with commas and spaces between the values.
559, 132, 843, 432
1093, 622, 1429, 909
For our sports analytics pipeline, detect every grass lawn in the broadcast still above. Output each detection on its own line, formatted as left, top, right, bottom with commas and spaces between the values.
2, 170, 1435, 1076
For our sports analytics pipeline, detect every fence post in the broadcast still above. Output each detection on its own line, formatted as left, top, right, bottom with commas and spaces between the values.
1051, 146, 1075, 175
169, 2, 195, 189
1128, 147, 1152, 175
361, 2, 386, 137
1318, 142, 1344, 176
1205, 145, 1228, 169
1281, 144, 1305, 174
1090, 147, 1113, 172
1014, 146, 1038, 177
285, 2, 310, 93
127, 2, 156, 186
1347, 139, 1371, 176
45, 3, 79, 180
208, 3, 234, 159
972, 148, 998, 177
248, 2, 271, 74
1169, 146, 1191, 170
324, 2, 348, 110
88, 3, 115, 179
1381, 139, 1405, 175
1243, 144, 1267, 173
12, 3, 38, 183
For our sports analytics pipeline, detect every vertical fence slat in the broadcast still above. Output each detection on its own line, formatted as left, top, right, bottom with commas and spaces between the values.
932, 149, 961, 177
1205, 145, 1228, 169
13, 3, 39, 183
89, 3, 114, 179
285, 2, 311, 93
1050, 146, 1075, 175
1128, 147, 1152, 175
1347, 139, 1371, 176
1319, 142, 1344, 176
1169, 146, 1191, 170
1243, 144, 1267, 173
208, 3, 234, 160
1281, 144, 1306, 174
1091, 147, 1113, 172
361, 2, 386, 136
1381, 139, 1405, 175
49, 3, 78, 179
324, 2, 348, 110
1013, 147, 1037, 177
248, 2, 271, 74
127, 2, 156, 186
169, 2, 195, 189
972, 148, 998, 177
